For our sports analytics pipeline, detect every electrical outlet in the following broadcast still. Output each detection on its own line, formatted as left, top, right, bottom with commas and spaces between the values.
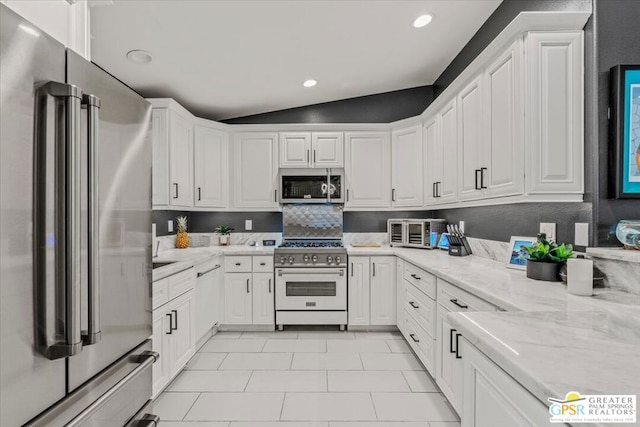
458, 221, 465, 234
540, 222, 556, 241
575, 223, 589, 246
245, 219, 253, 231
167, 220, 173, 233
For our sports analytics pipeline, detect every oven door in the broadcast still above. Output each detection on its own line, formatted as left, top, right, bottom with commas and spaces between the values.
275, 267, 346, 310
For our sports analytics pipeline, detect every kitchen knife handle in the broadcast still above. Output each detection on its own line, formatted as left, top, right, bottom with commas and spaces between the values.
83, 93, 102, 346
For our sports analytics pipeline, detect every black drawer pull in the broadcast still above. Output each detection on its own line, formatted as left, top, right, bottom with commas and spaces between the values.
409, 333, 420, 343
450, 298, 468, 309
455, 333, 462, 359
235, 262, 241, 266
449, 328, 457, 353
409, 301, 419, 309
171, 309, 178, 331
165, 313, 172, 334
260, 262, 266, 266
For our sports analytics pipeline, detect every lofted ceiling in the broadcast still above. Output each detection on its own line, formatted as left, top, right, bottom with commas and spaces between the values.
90, 0, 502, 121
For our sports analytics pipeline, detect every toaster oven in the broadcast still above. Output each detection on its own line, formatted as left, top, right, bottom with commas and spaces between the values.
387, 219, 447, 249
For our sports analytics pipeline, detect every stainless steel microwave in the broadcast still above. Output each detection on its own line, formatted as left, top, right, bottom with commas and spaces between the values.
279, 168, 344, 203
388, 218, 447, 249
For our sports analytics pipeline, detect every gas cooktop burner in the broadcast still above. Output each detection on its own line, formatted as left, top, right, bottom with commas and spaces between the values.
278, 240, 344, 249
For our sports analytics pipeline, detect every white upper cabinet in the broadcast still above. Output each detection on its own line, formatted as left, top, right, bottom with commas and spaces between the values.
312, 132, 344, 168
279, 132, 311, 168
457, 76, 485, 202
483, 38, 525, 199
391, 125, 424, 207
279, 132, 344, 168
345, 132, 391, 208
526, 31, 584, 195
424, 117, 440, 204
233, 132, 279, 209
152, 109, 169, 207
169, 110, 194, 207
194, 123, 228, 208
439, 100, 458, 204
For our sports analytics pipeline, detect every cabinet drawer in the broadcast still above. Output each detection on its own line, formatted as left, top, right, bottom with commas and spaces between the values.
404, 262, 436, 299
252, 256, 274, 272
404, 281, 436, 339
224, 256, 252, 273
152, 278, 169, 310
403, 309, 435, 374
168, 267, 195, 300
437, 278, 497, 312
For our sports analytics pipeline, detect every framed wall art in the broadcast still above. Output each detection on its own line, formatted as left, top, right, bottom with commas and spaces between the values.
505, 236, 537, 270
610, 64, 640, 198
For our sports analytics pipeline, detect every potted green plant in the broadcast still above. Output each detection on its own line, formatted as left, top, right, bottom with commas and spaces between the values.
522, 235, 574, 281
214, 225, 234, 246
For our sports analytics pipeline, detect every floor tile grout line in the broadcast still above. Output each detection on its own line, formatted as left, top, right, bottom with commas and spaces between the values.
369, 391, 379, 421
180, 392, 202, 421
279, 391, 287, 421
243, 370, 255, 392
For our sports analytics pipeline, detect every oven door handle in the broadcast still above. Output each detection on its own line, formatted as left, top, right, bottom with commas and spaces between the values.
277, 269, 345, 277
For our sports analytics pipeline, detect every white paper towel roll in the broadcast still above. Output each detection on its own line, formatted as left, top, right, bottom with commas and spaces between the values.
567, 258, 593, 296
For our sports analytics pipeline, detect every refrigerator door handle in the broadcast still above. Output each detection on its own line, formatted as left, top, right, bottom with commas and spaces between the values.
34, 81, 84, 360
82, 93, 102, 346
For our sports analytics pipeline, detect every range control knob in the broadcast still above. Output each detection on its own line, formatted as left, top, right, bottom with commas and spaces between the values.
311, 255, 318, 263
335, 256, 342, 264
303, 254, 309, 263
288, 256, 295, 264
279, 256, 286, 264
327, 255, 333, 264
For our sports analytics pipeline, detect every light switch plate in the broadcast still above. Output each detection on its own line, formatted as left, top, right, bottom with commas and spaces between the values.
168, 220, 173, 233
245, 219, 253, 231
575, 223, 589, 246
540, 222, 556, 242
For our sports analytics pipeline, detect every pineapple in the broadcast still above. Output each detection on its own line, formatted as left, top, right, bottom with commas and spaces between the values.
175, 216, 189, 249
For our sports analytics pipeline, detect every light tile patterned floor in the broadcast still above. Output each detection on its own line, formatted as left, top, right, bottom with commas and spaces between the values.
154, 330, 460, 427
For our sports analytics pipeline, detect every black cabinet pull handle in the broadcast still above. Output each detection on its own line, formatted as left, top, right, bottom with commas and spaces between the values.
274, 189, 277, 202
260, 262, 266, 266
409, 333, 420, 343
313, 149, 316, 164
450, 298, 468, 309
198, 186, 201, 201
235, 262, 241, 266
409, 301, 419, 309
410, 273, 416, 279
246, 278, 250, 293
351, 263, 354, 277
455, 333, 462, 359
307, 149, 310, 164
449, 328, 457, 353
480, 167, 487, 189
475, 169, 481, 190
171, 309, 178, 331
392, 188, 396, 201
372, 262, 376, 277
346, 188, 349, 202
268, 278, 271, 293
165, 313, 173, 334
173, 183, 179, 199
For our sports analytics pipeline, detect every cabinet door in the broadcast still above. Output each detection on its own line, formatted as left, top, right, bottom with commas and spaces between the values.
169, 111, 194, 207
391, 125, 424, 207
312, 132, 344, 168
194, 124, 228, 207
252, 272, 275, 325
212, 265, 224, 328
224, 273, 253, 324
348, 257, 370, 326
345, 132, 391, 208
526, 31, 583, 194
152, 307, 171, 397
395, 258, 405, 331
151, 109, 169, 207
423, 117, 440, 205
170, 290, 196, 376
439, 100, 458, 203
458, 77, 484, 201
483, 39, 525, 199
436, 304, 463, 413
233, 133, 279, 209
280, 132, 311, 168
370, 256, 396, 325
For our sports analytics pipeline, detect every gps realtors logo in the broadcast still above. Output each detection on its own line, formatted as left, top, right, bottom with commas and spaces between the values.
548, 391, 636, 423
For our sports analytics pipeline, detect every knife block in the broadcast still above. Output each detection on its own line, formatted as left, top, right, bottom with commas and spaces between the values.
448, 244, 470, 257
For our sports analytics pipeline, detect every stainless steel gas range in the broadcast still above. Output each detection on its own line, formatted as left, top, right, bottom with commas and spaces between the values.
274, 205, 348, 330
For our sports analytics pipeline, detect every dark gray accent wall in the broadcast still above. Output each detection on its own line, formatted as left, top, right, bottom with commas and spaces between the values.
152, 211, 283, 235
344, 211, 435, 233
432, 0, 592, 98
223, 86, 433, 124
592, 0, 640, 246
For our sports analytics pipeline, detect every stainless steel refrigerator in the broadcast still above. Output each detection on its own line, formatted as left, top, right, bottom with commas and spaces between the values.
0, 5, 158, 426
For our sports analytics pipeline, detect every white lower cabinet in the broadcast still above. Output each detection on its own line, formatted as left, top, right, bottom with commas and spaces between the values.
348, 256, 395, 326
195, 257, 223, 342
224, 256, 274, 326
461, 338, 559, 427
152, 283, 196, 397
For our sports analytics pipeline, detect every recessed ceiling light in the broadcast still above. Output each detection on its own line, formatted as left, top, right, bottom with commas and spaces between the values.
303, 79, 317, 88
413, 14, 433, 28
126, 49, 153, 64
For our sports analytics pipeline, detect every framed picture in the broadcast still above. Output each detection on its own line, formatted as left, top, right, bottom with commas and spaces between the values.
610, 64, 640, 198
506, 236, 537, 270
